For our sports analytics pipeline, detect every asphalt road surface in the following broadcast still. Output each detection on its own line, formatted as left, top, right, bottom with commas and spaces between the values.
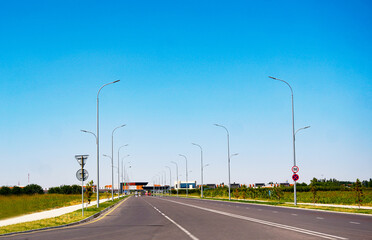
2, 195, 372, 240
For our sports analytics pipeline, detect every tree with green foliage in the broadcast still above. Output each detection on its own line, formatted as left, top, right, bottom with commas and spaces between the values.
85, 180, 94, 204
353, 179, 364, 208
272, 186, 284, 202
0, 186, 11, 195
310, 178, 319, 203
233, 188, 240, 199
48, 186, 61, 194
23, 184, 44, 194
11, 186, 23, 195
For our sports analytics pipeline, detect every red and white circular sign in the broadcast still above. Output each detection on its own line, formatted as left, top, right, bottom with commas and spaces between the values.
292, 165, 299, 173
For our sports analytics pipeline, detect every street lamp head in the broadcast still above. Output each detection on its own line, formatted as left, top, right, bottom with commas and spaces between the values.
304, 126, 311, 129
120, 124, 126, 128
113, 80, 120, 83
268, 76, 277, 80
80, 130, 88, 133
214, 123, 220, 127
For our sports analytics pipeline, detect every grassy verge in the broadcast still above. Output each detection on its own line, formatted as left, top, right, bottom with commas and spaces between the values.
0, 196, 128, 235
0, 194, 83, 220
170, 194, 372, 215
0, 193, 122, 220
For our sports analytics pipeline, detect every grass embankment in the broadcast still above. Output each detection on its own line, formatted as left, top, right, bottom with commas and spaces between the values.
171, 190, 372, 214
0, 196, 127, 235
282, 191, 372, 205
0, 193, 120, 220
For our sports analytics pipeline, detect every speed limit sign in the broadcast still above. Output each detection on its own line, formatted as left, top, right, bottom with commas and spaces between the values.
292, 166, 299, 173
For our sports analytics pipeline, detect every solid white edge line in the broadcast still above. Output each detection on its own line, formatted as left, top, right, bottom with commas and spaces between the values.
160, 198, 347, 240
145, 200, 199, 240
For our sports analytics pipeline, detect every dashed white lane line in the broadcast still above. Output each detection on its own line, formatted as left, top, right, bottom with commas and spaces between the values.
291, 214, 298, 216
145, 200, 199, 240
272, 211, 278, 213
258, 209, 262, 211
246, 207, 250, 209
159, 198, 347, 240
349, 222, 360, 225
317, 217, 324, 220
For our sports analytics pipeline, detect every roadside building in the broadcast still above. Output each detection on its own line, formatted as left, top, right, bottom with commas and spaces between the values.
174, 181, 196, 190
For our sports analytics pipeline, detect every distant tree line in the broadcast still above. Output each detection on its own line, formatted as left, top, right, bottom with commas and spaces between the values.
0, 184, 83, 195
0, 184, 44, 195
47, 185, 82, 194
281, 178, 372, 192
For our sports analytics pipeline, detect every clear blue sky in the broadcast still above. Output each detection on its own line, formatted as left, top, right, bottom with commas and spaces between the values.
1, 1, 371, 188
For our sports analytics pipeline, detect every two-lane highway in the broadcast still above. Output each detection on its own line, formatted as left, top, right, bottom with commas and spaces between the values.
2, 196, 371, 239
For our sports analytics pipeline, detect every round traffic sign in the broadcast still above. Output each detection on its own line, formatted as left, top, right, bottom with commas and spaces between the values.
76, 169, 89, 181
292, 165, 299, 173
292, 173, 299, 181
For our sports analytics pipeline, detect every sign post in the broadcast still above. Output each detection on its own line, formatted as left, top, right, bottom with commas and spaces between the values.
292, 173, 299, 182
292, 166, 299, 173
75, 155, 89, 216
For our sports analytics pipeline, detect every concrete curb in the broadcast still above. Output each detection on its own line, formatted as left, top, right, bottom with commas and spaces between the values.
0, 196, 129, 237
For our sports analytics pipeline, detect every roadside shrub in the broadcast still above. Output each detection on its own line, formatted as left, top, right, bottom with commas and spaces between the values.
354, 179, 364, 207
48, 187, 61, 194
71, 185, 81, 194
0, 187, 11, 195
23, 184, 44, 194
11, 186, 23, 195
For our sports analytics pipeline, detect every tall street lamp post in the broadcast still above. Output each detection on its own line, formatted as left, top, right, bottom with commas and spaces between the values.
102, 154, 114, 201
111, 125, 125, 199
171, 161, 179, 196
214, 124, 232, 200
179, 154, 188, 197
165, 166, 172, 195
121, 155, 130, 195
118, 144, 129, 197
269, 76, 300, 205
96, 80, 120, 207
162, 170, 166, 195
118, 144, 128, 197
192, 143, 204, 198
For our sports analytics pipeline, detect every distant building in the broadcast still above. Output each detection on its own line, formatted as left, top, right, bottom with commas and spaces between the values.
231, 183, 240, 189
174, 181, 196, 190
121, 182, 148, 193
255, 183, 265, 188
205, 184, 216, 189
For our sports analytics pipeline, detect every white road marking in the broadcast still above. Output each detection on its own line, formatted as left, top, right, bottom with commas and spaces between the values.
246, 207, 250, 209
291, 214, 298, 216
349, 222, 360, 225
160, 198, 347, 240
317, 217, 324, 220
272, 211, 278, 213
145, 201, 199, 240
258, 209, 262, 211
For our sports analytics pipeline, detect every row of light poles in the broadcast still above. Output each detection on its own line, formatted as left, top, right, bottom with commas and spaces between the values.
82, 76, 308, 206
156, 77, 309, 205
81, 80, 130, 207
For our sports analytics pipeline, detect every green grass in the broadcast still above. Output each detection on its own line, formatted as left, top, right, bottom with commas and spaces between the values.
282, 191, 372, 205
0, 196, 128, 235
171, 193, 372, 215
0, 193, 120, 220
0, 194, 83, 220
